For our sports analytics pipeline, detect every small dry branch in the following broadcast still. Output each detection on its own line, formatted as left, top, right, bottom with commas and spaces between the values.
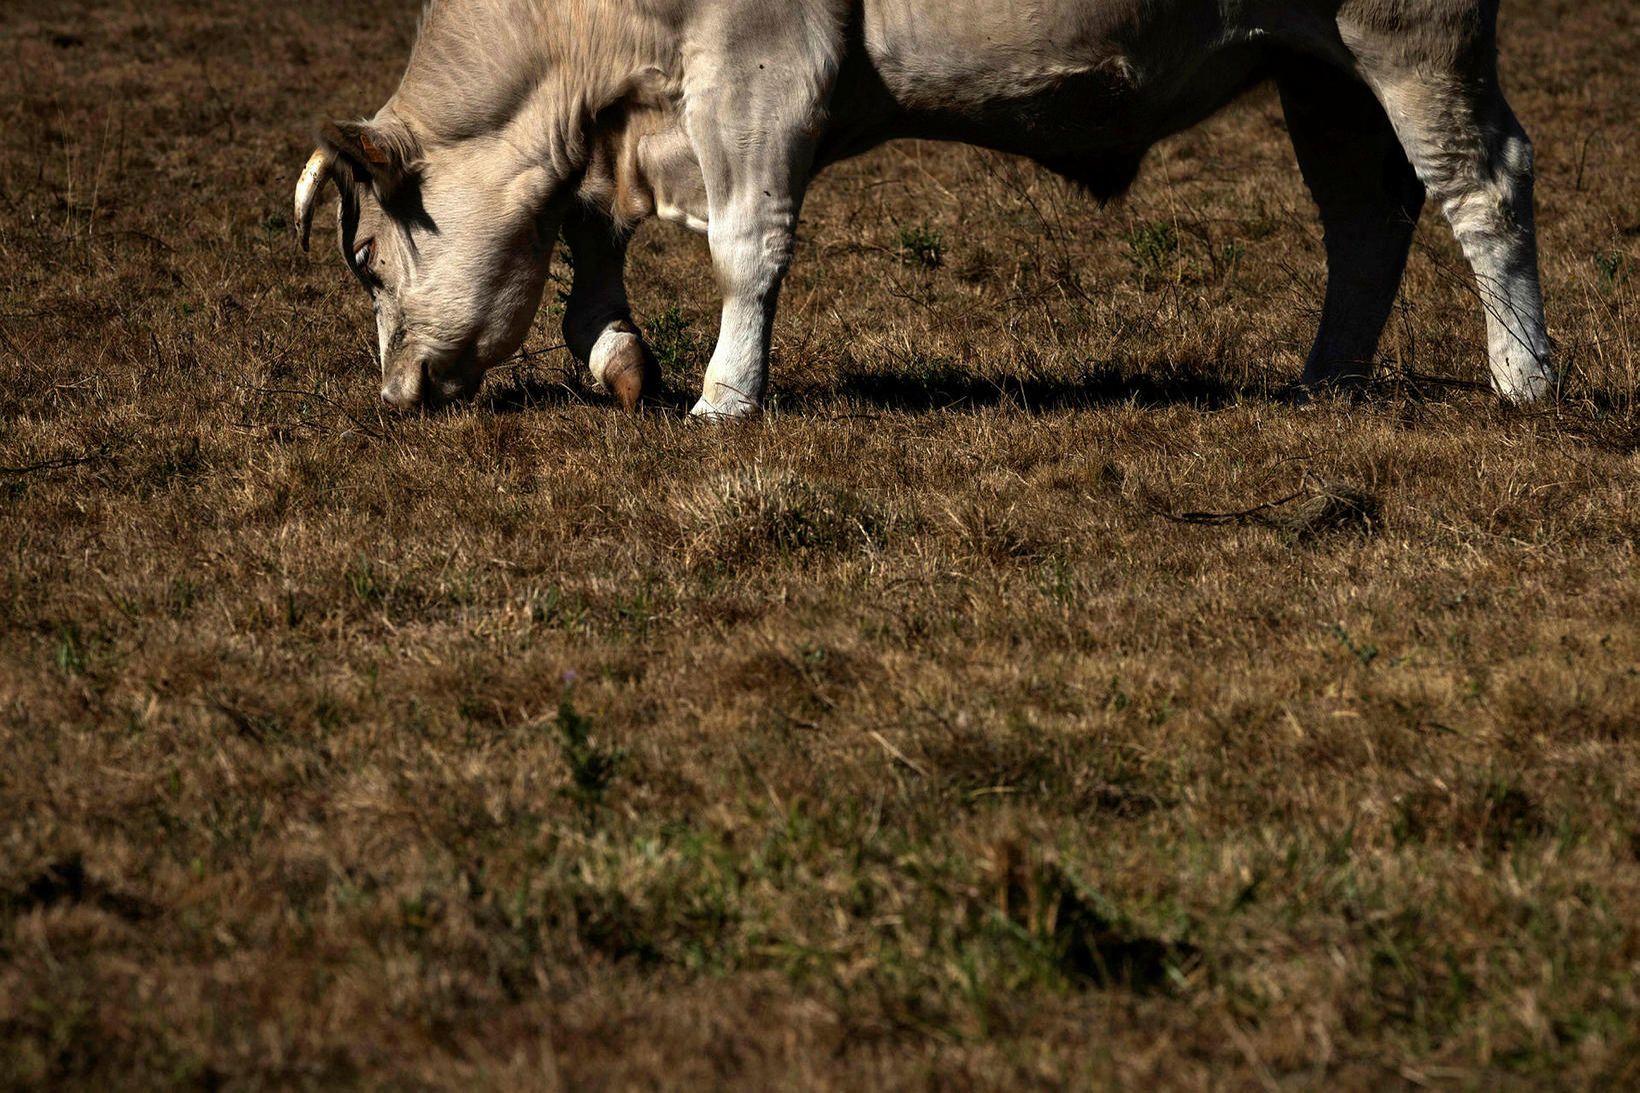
1148, 474, 1381, 542
0, 443, 114, 476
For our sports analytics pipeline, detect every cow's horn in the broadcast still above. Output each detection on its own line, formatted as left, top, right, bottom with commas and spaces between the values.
294, 147, 337, 252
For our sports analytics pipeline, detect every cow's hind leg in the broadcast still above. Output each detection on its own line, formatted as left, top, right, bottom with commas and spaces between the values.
1346, 19, 1554, 401
1278, 59, 1424, 392
561, 208, 659, 411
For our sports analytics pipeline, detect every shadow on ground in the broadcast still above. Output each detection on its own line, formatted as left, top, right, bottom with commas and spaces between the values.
476, 357, 1639, 437
801, 362, 1274, 413
481, 369, 602, 415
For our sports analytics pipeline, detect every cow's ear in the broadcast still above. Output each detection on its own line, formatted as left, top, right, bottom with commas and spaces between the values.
319, 118, 420, 201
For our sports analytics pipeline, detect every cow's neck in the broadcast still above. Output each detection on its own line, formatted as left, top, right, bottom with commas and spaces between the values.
388, 0, 676, 180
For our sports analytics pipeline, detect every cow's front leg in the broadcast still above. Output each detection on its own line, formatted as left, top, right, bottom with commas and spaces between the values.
561, 208, 658, 411
690, 201, 800, 418
683, 40, 830, 418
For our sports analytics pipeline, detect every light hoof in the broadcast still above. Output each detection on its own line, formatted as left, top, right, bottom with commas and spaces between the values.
689, 393, 760, 420
589, 330, 657, 412
1494, 363, 1556, 405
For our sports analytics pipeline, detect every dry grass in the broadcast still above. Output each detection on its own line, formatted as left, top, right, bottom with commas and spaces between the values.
4, 0, 1640, 1087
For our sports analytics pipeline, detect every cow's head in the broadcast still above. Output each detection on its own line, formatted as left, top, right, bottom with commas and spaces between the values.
295, 113, 569, 410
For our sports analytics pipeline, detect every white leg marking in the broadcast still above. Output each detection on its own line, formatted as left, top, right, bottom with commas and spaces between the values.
588, 328, 641, 388
689, 207, 797, 418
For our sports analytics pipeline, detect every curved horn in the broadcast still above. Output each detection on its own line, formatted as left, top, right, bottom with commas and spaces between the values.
294, 147, 337, 252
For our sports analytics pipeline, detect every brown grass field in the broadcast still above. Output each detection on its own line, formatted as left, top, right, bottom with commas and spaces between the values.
4, 0, 1640, 1087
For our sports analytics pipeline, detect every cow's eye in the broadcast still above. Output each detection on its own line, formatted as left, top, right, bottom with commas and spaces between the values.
353, 238, 375, 270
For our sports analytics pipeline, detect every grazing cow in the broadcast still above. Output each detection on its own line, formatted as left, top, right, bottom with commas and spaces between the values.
295, 0, 1555, 416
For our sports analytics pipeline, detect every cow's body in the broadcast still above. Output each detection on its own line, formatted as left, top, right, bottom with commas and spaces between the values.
296, 0, 1554, 414
838, 1, 1264, 189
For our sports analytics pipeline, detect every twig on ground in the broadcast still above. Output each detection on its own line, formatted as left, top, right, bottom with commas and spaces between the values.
1147, 486, 1310, 527
245, 385, 388, 439
1146, 472, 1381, 541
0, 443, 114, 476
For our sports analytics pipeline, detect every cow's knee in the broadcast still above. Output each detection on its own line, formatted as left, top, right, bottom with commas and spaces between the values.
1436, 121, 1533, 246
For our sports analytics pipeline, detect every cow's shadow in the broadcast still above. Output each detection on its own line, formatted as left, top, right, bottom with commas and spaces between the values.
481, 365, 1263, 417
483, 364, 699, 416
481, 359, 1640, 428
797, 363, 1270, 414
481, 369, 599, 414
798, 364, 1640, 421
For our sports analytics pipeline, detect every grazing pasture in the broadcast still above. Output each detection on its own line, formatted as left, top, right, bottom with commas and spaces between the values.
3, 0, 1638, 1086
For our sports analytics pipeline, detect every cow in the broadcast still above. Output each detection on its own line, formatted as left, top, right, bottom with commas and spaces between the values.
294, 0, 1555, 417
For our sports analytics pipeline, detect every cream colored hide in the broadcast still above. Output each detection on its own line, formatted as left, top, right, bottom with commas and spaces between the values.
295, 0, 1554, 415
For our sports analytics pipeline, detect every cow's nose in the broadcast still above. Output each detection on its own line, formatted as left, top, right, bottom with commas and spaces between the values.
380, 360, 426, 411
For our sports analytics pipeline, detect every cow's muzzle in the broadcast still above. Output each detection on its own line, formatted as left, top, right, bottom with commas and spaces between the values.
380, 356, 482, 412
